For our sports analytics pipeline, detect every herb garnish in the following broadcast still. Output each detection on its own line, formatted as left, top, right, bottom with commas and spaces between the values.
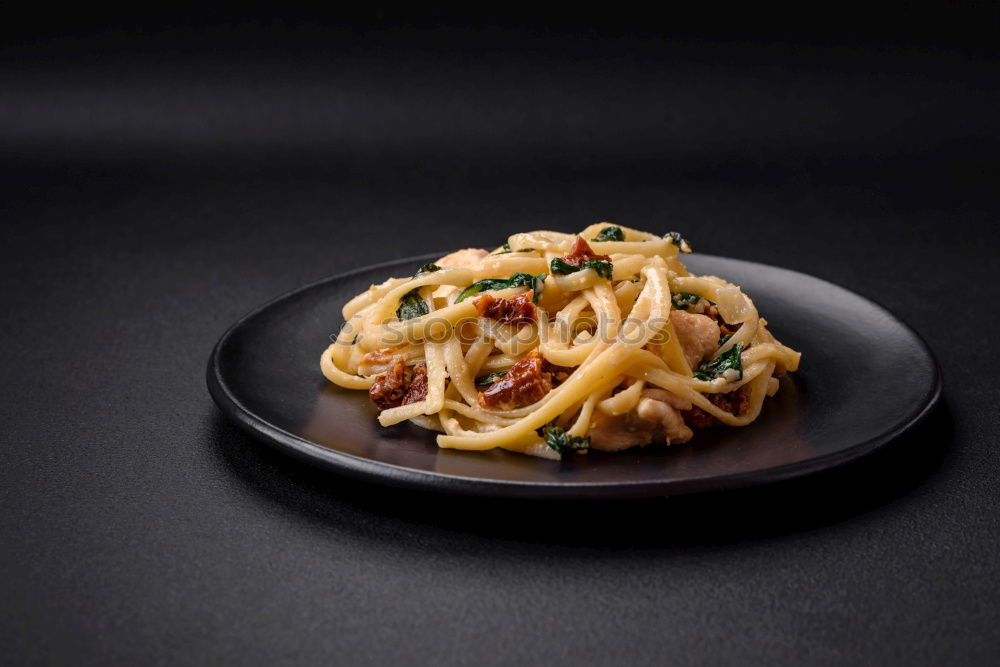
455, 272, 547, 303
550, 258, 614, 279
664, 231, 692, 253
536, 422, 590, 455
692, 342, 744, 381
475, 370, 508, 387
415, 263, 442, 275
396, 264, 443, 319
396, 289, 429, 320
671, 292, 701, 310
592, 226, 624, 242
549, 258, 577, 275
494, 242, 536, 254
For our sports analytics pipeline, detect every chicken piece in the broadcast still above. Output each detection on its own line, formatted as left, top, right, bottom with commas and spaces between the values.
589, 389, 694, 452
636, 397, 694, 443
588, 411, 651, 452
670, 310, 721, 369
431, 248, 489, 301
435, 247, 489, 268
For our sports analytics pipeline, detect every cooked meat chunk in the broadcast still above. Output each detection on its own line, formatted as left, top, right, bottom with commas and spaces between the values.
636, 397, 694, 442
589, 411, 651, 452
368, 357, 428, 409
430, 248, 489, 301
589, 388, 694, 452
561, 236, 611, 268
474, 291, 537, 325
436, 247, 489, 268
478, 350, 552, 410
670, 310, 721, 369
683, 385, 750, 429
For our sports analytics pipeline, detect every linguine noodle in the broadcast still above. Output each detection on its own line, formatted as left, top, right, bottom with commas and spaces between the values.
320, 224, 800, 460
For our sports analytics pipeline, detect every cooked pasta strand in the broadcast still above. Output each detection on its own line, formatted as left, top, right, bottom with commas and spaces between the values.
320, 225, 800, 458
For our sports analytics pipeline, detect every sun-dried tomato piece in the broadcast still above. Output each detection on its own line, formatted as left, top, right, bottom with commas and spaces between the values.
683, 385, 750, 428
561, 236, 611, 268
474, 291, 537, 325
369, 358, 428, 409
478, 350, 552, 410
368, 357, 408, 409
401, 364, 428, 405
712, 386, 750, 415
683, 406, 716, 429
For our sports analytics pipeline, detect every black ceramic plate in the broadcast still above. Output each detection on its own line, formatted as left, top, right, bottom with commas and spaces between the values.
208, 254, 940, 498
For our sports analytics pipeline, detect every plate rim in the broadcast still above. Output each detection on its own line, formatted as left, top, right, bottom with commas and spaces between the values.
207, 252, 942, 499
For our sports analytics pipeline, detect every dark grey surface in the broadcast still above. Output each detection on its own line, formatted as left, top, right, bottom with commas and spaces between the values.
2, 15, 999, 666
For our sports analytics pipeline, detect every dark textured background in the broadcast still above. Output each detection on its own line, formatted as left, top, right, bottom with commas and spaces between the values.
2, 9, 999, 665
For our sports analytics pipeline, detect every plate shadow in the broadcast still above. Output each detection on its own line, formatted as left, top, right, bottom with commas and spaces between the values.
207, 400, 953, 550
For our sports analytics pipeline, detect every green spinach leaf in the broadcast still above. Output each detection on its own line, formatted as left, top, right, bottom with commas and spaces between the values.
475, 370, 508, 387
396, 289, 429, 320
592, 226, 624, 242
537, 423, 590, 455
415, 263, 442, 275
494, 242, 536, 255
692, 342, 744, 381
582, 259, 613, 279
549, 257, 578, 275
664, 231, 691, 253
455, 272, 547, 303
550, 257, 614, 279
671, 292, 701, 310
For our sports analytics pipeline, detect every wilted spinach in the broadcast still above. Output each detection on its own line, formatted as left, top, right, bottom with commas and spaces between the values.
396, 289, 429, 320
455, 272, 547, 303
592, 226, 624, 242
550, 257, 614, 279
671, 292, 701, 310
664, 231, 691, 253
493, 242, 536, 254
415, 263, 441, 275
475, 370, 508, 387
396, 264, 443, 319
692, 342, 744, 381
537, 422, 590, 455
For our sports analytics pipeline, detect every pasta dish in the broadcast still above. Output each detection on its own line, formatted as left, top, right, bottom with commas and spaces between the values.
320, 224, 801, 459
